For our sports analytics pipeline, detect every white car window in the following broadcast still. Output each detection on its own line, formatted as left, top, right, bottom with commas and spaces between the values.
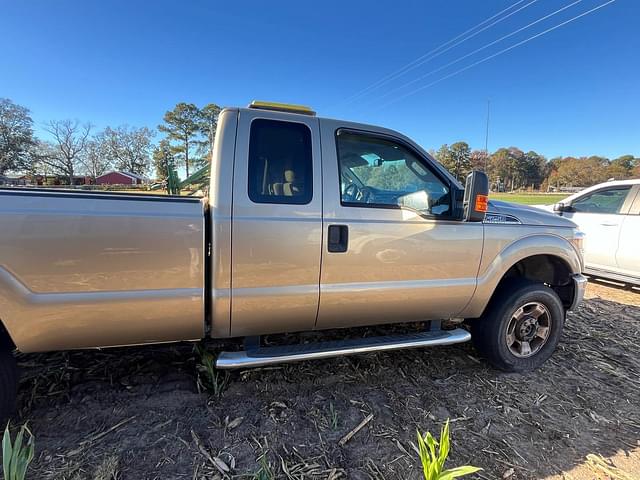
571, 187, 631, 214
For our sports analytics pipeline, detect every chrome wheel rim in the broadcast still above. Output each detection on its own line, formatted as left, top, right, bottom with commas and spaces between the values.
505, 302, 551, 358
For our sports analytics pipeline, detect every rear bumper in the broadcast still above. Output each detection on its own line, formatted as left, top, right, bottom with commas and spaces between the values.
569, 273, 588, 311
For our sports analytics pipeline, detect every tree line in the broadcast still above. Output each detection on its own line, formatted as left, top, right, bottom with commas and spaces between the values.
0, 98, 220, 185
432, 142, 639, 191
1, 97, 638, 189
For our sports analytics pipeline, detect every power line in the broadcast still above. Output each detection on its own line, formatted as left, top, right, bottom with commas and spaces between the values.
344, 0, 538, 104
373, 0, 584, 103
378, 0, 616, 109
341, 0, 537, 105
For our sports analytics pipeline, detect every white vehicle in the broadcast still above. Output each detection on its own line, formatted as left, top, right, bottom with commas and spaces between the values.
544, 179, 640, 285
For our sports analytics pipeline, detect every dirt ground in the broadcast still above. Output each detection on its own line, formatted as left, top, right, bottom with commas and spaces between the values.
6, 281, 640, 480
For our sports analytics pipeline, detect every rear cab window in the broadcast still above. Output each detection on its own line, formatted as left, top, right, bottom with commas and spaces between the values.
248, 119, 312, 205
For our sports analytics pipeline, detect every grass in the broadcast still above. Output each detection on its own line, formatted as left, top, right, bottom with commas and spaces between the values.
253, 453, 274, 480
416, 420, 481, 480
195, 344, 229, 397
2, 423, 35, 480
327, 402, 339, 431
127, 189, 566, 205
490, 192, 567, 205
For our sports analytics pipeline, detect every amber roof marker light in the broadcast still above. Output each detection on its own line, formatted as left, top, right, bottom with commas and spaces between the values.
248, 100, 316, 116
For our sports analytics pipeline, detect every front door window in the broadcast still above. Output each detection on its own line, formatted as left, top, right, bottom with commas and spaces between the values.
336, 131, 451, 217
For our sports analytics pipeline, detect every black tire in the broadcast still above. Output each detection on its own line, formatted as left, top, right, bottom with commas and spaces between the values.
471, 281, 565, 372
0, 348, 18, 424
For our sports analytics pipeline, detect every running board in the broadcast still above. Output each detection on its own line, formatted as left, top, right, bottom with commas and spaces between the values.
584, 267, 640, 287
216, 328, 471, 369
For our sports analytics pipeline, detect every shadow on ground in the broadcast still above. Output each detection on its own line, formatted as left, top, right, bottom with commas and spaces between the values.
9, 286, 640, 480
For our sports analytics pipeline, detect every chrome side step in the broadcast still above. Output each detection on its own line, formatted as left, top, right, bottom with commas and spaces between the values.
216, 328, 471, 369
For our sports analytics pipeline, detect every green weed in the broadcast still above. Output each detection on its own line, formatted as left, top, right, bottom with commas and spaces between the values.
2, 423, 35, 480
195, 344, 229, 397
253, 453, 274, 480
327, 402, 339, 430
417, 419, 481, 480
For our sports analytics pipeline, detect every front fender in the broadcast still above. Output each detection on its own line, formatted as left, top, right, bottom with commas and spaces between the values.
460, 233, 582, 318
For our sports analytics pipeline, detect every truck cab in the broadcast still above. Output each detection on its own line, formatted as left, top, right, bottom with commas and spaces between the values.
209, 103, 486, 339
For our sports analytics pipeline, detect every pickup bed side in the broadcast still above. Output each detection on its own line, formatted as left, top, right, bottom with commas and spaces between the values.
0, 190, 205, 352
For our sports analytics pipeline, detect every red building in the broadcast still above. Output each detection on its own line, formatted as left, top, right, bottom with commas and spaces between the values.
95, 171, 147, 185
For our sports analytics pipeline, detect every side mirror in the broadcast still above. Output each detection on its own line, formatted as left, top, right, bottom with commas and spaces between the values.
463, 170, 489, 222
553, 202, 571, 213
397, 190, 430, 212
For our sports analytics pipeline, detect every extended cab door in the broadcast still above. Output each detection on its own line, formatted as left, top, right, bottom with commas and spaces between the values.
316, 121, 484, 329
231, 109, 322, 336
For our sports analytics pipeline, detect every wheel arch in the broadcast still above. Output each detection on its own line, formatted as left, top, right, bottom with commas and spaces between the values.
460, 234, 581, 318
490, 254, 575, 310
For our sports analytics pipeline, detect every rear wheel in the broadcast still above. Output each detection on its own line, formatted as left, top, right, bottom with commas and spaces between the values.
471, 282, 565, 372
0, 347, 18, 424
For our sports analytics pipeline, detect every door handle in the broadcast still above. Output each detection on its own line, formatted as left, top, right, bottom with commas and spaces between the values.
600, 223, 618, 227
328, 225, 349, 253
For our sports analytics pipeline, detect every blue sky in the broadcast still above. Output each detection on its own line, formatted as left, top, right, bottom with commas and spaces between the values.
2, 0, 638, 159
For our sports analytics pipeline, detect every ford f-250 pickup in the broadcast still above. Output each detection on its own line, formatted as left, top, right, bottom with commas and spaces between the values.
0, 101, 586, 420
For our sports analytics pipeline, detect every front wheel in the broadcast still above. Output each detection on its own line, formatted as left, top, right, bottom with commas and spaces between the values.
471, 282, 565, 372
0, 348, 18, 424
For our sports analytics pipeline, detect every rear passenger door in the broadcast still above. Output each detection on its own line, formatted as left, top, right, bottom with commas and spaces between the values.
615, 186, 640, 278
231, 109, 322, 336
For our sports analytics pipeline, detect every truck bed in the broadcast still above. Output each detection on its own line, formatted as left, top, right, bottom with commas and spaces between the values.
0, 188, 206, 352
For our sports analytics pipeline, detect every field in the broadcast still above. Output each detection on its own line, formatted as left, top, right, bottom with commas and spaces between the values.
8, 282, 640, 480
130, 190, 569, 206
490, 192, 568, 206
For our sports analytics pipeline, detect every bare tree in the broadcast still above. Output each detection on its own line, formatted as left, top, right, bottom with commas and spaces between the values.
43, 120, 92, 185
100, 125, 154, 175
79, 139, 111, 180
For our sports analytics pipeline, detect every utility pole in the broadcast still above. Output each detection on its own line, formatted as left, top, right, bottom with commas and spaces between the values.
484, 99, 490, 170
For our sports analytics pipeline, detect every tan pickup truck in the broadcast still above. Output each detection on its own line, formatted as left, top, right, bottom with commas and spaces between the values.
0, 101, 586, 420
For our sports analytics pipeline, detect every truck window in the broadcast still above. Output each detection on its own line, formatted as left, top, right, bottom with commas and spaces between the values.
336, 131, 451, 217
248, 119, 312, 205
